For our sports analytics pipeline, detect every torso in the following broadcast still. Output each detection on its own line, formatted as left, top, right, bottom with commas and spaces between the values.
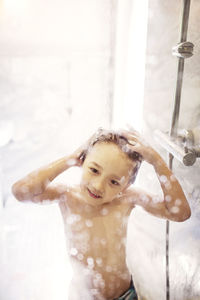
59, 185, 134, 299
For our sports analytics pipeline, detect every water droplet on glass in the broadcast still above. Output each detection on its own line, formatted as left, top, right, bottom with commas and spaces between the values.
95, 272, 102, 280
165, 195, 172, 202
96, 257, 103, 266
120, 176, 125, 184
100, 280, 105, 288
91, 289, 98, 296
100, 208, 108, 216
87, 257, 94, 269
80, 243, 89, 253
77, 253, 84, 260
170, 206, 180, 214
170, 174, 176, 182
67, 214, 81, 225
87, 257, 94, 265
165, 182, 172, 190
141, 194, 149, 203
152, 195, 162, 203
160, 175, 167, 183
70, 247, 78, 256
85, 219, 93, 227
175, 199, 182, 206
93, 279, 99, 288
67, 158, 76, 166
106, 266, 112, 272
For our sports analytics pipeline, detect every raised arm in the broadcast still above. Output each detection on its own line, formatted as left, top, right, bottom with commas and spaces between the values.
121, 129, 191, 222
11, 146, 86, 203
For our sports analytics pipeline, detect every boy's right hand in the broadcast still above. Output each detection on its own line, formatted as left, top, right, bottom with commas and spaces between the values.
70, 146, 86, 167
70, 133, 96, 167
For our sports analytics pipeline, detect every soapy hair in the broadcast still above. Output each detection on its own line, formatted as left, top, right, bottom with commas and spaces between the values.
80, 128, 143, 184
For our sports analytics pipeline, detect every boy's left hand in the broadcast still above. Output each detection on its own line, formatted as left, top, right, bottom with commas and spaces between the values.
120, 129, 159, 165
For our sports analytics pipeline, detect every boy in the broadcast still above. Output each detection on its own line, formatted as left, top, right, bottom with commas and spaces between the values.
12, 128, 191, 300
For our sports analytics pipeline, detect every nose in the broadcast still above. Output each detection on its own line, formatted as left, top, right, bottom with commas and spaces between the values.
92, 177, 105, 195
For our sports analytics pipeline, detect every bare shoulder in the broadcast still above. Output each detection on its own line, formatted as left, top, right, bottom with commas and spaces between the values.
120, 187, 150, 208
58, 185, 83, 210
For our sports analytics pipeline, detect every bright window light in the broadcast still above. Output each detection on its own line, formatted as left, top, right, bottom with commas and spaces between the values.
3, 0, 28, 15
113, 0, 149, 132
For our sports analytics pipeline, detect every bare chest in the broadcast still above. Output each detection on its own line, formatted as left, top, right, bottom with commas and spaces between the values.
59, 195, 131, 269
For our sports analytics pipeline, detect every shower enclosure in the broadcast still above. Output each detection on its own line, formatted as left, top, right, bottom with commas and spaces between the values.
0, 1, 200, 300
125, 1, 200, 300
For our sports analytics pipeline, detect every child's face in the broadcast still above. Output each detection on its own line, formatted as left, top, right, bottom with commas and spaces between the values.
80, 142, 136, 206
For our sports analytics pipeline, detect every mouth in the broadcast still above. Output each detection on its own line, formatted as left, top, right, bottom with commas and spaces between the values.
87, 188, 102, 199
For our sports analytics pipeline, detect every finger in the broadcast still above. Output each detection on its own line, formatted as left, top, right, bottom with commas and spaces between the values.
125, 124, 140, 136
126, 139, 142, 149
125, 130, 146, 146
120, 130, 139, 143
127, 140, 138, 146
119, 129, 134, 137
120, 127, 140, 139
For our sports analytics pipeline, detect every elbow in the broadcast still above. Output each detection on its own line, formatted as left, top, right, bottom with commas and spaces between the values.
174, 208, 191, 222
179, 203, 192, 222
11, 183, 22, 201
12, 182, 42, 203
180, 209, 191, 222
11, 183, 28, 202
166, 204, 191, 222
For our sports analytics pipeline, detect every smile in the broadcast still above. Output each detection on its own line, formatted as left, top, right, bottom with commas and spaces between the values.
87, 188, 102, 199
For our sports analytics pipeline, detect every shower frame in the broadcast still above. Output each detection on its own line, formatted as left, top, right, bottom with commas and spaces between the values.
155, 1, 194, 300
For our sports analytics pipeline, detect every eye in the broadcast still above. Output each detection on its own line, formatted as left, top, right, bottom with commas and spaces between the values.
90, 167, 99, 174
111, 180, 119, 186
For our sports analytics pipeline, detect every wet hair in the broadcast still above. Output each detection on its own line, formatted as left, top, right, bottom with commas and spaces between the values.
80, 128, 143, 185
